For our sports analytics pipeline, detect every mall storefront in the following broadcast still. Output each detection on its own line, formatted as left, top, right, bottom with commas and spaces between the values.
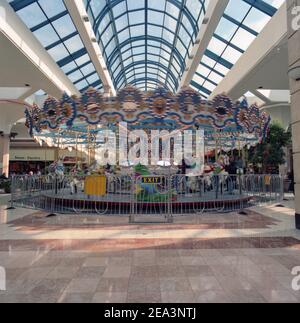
9, 148, 56, 175
9, 148, 87, 175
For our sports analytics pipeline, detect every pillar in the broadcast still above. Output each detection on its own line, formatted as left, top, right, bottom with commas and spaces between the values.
0, 134, 10, 177
287, 0, 300, 229
103, 86, 112, 98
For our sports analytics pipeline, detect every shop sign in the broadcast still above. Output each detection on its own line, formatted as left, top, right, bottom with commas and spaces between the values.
10, 149, 55, 162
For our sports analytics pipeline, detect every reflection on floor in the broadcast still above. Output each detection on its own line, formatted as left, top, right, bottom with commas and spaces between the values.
0, 200, 300, 303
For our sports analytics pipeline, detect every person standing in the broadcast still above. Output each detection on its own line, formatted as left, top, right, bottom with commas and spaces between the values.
288, 171, 295, 194
225, 158, 237, 194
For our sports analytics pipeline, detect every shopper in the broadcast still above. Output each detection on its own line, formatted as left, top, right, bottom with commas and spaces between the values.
225, 158, 237, 194
288, 171, 295, 194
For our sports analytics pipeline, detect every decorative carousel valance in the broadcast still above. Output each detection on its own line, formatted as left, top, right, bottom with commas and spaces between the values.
25, 85, 270, 140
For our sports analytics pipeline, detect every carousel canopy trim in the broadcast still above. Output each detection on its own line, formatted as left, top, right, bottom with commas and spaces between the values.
25, 86, 271, 139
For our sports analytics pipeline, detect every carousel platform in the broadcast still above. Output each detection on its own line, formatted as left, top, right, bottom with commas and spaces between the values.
31, 189, 255, 215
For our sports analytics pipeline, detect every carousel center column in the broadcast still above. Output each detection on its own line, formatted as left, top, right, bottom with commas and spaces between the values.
287, 0, 300, 229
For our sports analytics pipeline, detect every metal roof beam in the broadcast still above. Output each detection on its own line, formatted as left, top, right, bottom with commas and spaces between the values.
179, 0, 229, 90
243, 0, 276, 16
251, 89, 272, 104
0, 0, 79, 97
210, 2, 287, 100
64, 0, 116, 96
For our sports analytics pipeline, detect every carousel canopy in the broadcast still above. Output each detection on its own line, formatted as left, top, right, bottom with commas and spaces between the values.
25, 86, 271, 142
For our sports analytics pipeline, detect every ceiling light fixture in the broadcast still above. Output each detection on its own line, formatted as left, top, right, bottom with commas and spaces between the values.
202, 17, 210, 25
288, 65, 300, 81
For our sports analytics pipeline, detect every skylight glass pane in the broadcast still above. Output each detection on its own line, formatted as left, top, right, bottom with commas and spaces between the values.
243, 7, 271, 33
38, 0, 66, 18
61, 61, 77, 74
33, 25, 59, 47
64, 35, 84, 53
9, 0, 103, 93
17, 3, 46, 29
192, 0, 279, 96
52, 15, 76, 38
48, 43, 69, 61
85, 0, 207, 92
10, 0, 280, 94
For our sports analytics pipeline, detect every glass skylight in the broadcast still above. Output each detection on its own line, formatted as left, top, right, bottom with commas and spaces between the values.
84, 0, 209, 92
8, 0, 103, 92
191, 0, 283, 98
7, 0, 284, 95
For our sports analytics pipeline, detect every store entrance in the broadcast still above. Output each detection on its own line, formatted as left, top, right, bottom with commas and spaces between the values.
9, 161, 52, 176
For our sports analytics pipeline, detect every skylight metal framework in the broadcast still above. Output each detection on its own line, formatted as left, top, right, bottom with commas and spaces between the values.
8, 0, 103, 92
190, 0, 284, 98
7, 0, 284, 96
84, 0, 209, 93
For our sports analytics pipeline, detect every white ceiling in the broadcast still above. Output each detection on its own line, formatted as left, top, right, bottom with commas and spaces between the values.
0, 30, 75, 100
242, 41, 289, 92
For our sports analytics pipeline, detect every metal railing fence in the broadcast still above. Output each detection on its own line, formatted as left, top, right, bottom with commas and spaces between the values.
10, 174, 284, 219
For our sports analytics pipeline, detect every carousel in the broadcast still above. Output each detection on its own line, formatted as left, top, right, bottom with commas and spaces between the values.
20, 85, 276, 215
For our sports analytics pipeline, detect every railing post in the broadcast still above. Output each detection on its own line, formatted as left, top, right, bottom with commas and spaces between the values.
7, 176, 16, 210
167, 175, 172, 223
129, 175, 134, 224
280, 175, 284, 201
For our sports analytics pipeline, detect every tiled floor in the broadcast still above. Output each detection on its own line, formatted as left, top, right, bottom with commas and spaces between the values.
0, 200, 300, 303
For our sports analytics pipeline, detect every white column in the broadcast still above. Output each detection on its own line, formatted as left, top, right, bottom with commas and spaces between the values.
0, 134, 10, 176
103, 85, 112, 98
287, 0, 300, 229
0, 101, 29, 176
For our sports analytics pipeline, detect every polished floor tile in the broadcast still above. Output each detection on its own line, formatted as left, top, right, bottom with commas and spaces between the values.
0, 201, 299, 303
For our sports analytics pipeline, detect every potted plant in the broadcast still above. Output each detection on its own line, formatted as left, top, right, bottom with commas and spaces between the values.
1, 181, 11, 194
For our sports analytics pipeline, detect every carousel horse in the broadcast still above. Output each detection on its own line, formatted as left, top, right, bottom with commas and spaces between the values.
48, 159, 65, 181
215, 156, 230, 183
88, 160, 104, 175
134, 164, 176, 202
69, 163, 85, 195
185, 162, 205, 192
48, 159, 65, 194
202, 160, 229, 192
185, 175, 200, 192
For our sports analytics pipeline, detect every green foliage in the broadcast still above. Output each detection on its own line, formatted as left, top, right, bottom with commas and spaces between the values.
249, 123, 291, 171
0, 180, 11, 194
